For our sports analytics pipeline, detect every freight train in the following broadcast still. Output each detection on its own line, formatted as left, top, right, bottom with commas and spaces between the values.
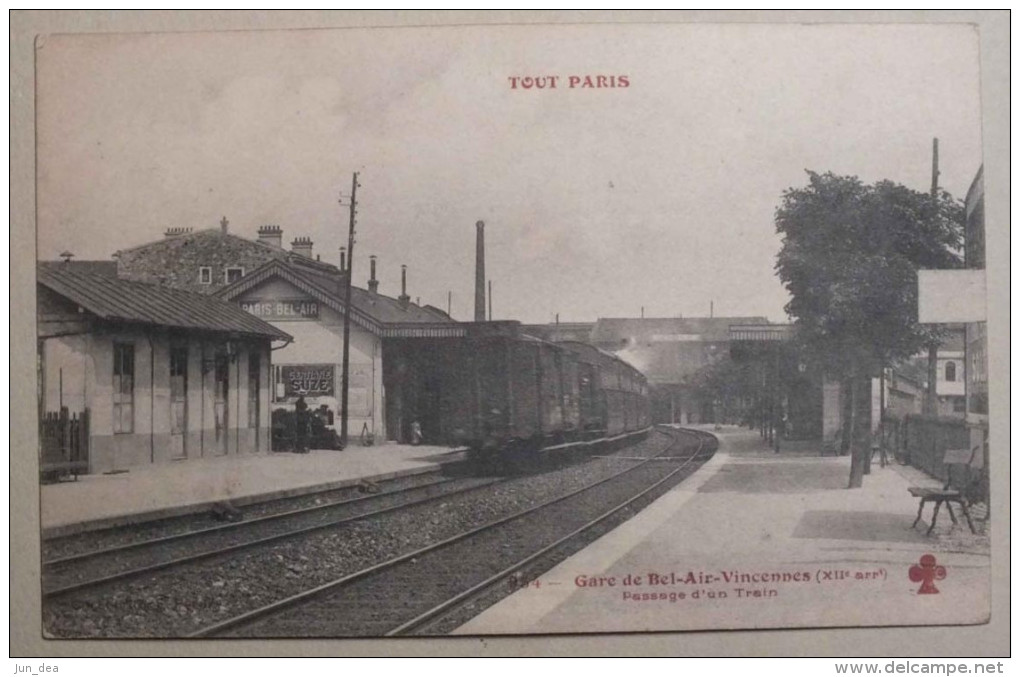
382, 322, 650, 462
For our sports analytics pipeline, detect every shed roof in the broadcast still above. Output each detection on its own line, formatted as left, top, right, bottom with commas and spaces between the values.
39, 259, 119, 277
38, 264, 292, 341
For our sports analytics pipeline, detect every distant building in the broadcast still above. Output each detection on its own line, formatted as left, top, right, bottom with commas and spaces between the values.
963, 167, 988, 470
114, 219, 327, 295
521, 322, 594, 343
37, 264, 291, 474
964, 167, 988, 424
590, 316, 768, 425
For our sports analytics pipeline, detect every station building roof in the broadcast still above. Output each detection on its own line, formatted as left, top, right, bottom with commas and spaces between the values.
217, 258, 455, 335
38, 264, 292, 341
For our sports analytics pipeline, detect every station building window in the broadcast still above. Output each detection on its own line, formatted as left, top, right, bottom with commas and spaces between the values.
225, 267, 244, 284
199, 267, 212, 285
112, 342, 135, 434
945, 361, 957, 382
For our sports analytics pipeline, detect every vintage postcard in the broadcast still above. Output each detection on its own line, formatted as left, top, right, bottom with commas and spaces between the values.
12, 12, 1009, 657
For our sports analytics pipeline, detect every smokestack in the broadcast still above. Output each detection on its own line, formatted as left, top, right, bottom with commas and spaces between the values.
474, 220, 486, 322
291, 236, 313, 259
339, 247, 346, 273
398, 264, 410, 306
257, 225, 283, 248
220, 216, 229, 234
368, 255, 379, 293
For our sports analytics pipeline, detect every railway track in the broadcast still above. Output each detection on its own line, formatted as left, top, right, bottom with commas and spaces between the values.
42, 472, 500, 597
192, 426, 716, 638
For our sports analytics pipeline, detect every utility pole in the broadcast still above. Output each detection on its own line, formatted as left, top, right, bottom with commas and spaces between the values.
340, 172, 359, 448
924, 138, 940, 417
488, 280, 493, 321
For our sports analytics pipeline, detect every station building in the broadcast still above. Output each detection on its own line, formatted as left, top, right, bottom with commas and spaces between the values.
107, 219, 458, 444
217, 256, 455, 443
37, 264, 291, 474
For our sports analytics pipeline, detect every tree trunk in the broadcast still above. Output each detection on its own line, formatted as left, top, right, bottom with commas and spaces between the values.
847, 373, 866, 488
839, 378, 853, 456
863, 373, 873, 475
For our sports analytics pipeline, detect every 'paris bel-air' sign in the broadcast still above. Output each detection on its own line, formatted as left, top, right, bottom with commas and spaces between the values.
240, 298, 319, 320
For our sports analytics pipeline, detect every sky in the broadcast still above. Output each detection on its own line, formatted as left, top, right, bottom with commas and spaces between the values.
36, 23, 982, 324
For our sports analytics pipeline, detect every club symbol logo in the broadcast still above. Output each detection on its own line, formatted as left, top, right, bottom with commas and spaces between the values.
909, 554, 946, 594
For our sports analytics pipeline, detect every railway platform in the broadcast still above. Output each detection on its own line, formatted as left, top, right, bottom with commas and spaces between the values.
455, 425, 991, 635
40, 442, 463, 537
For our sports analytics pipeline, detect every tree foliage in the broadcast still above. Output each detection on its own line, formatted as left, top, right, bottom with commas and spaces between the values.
775, 171, 963, 487
774, 171, 963, 378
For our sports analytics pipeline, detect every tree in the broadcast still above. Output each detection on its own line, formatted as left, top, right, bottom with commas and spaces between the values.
687, 355, 759, 424
774, 171, 963, 488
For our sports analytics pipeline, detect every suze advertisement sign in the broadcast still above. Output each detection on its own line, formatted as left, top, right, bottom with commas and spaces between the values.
280, 364, 335, 397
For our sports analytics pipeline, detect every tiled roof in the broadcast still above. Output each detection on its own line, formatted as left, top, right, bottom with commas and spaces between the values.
217, 258, 454, 332
38, 264, 292, 341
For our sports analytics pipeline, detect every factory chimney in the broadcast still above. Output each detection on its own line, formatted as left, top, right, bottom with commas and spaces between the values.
339, 247, 347, 273
474, 220, 486, 322
399, 264, 410, 307
368, 255, 379, 293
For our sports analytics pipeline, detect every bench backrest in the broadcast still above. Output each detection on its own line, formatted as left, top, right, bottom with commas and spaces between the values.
942, 446, 982, 494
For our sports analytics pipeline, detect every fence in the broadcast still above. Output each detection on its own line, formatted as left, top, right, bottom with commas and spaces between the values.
39, 407, 90, 481
891, 414, 987, 504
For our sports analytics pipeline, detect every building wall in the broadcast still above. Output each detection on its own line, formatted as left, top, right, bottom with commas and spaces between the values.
235, 278, 386, 442
41, 327, 272, 473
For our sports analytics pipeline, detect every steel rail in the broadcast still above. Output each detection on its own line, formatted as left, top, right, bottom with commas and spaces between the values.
389, 429, 715, 635
190, 426, 706, 638
43, 474, 455, 568
43, 475, 502, 598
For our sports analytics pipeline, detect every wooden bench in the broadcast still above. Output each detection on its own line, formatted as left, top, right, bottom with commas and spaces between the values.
909, 446, 980, 536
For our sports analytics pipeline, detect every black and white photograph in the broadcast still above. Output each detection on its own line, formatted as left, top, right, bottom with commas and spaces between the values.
11, 11, 1008, 658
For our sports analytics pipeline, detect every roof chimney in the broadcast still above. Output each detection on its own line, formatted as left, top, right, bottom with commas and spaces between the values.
164, 227, 193, 239
291, 236, 313, 259
474, 220, 486, 322
398, 264, 410, 307
257, 225, 283, 248
368, 255, 379, 293
220, 216, 229, 234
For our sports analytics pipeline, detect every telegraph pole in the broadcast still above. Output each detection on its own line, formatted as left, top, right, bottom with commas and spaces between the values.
340, 172, 359, 448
